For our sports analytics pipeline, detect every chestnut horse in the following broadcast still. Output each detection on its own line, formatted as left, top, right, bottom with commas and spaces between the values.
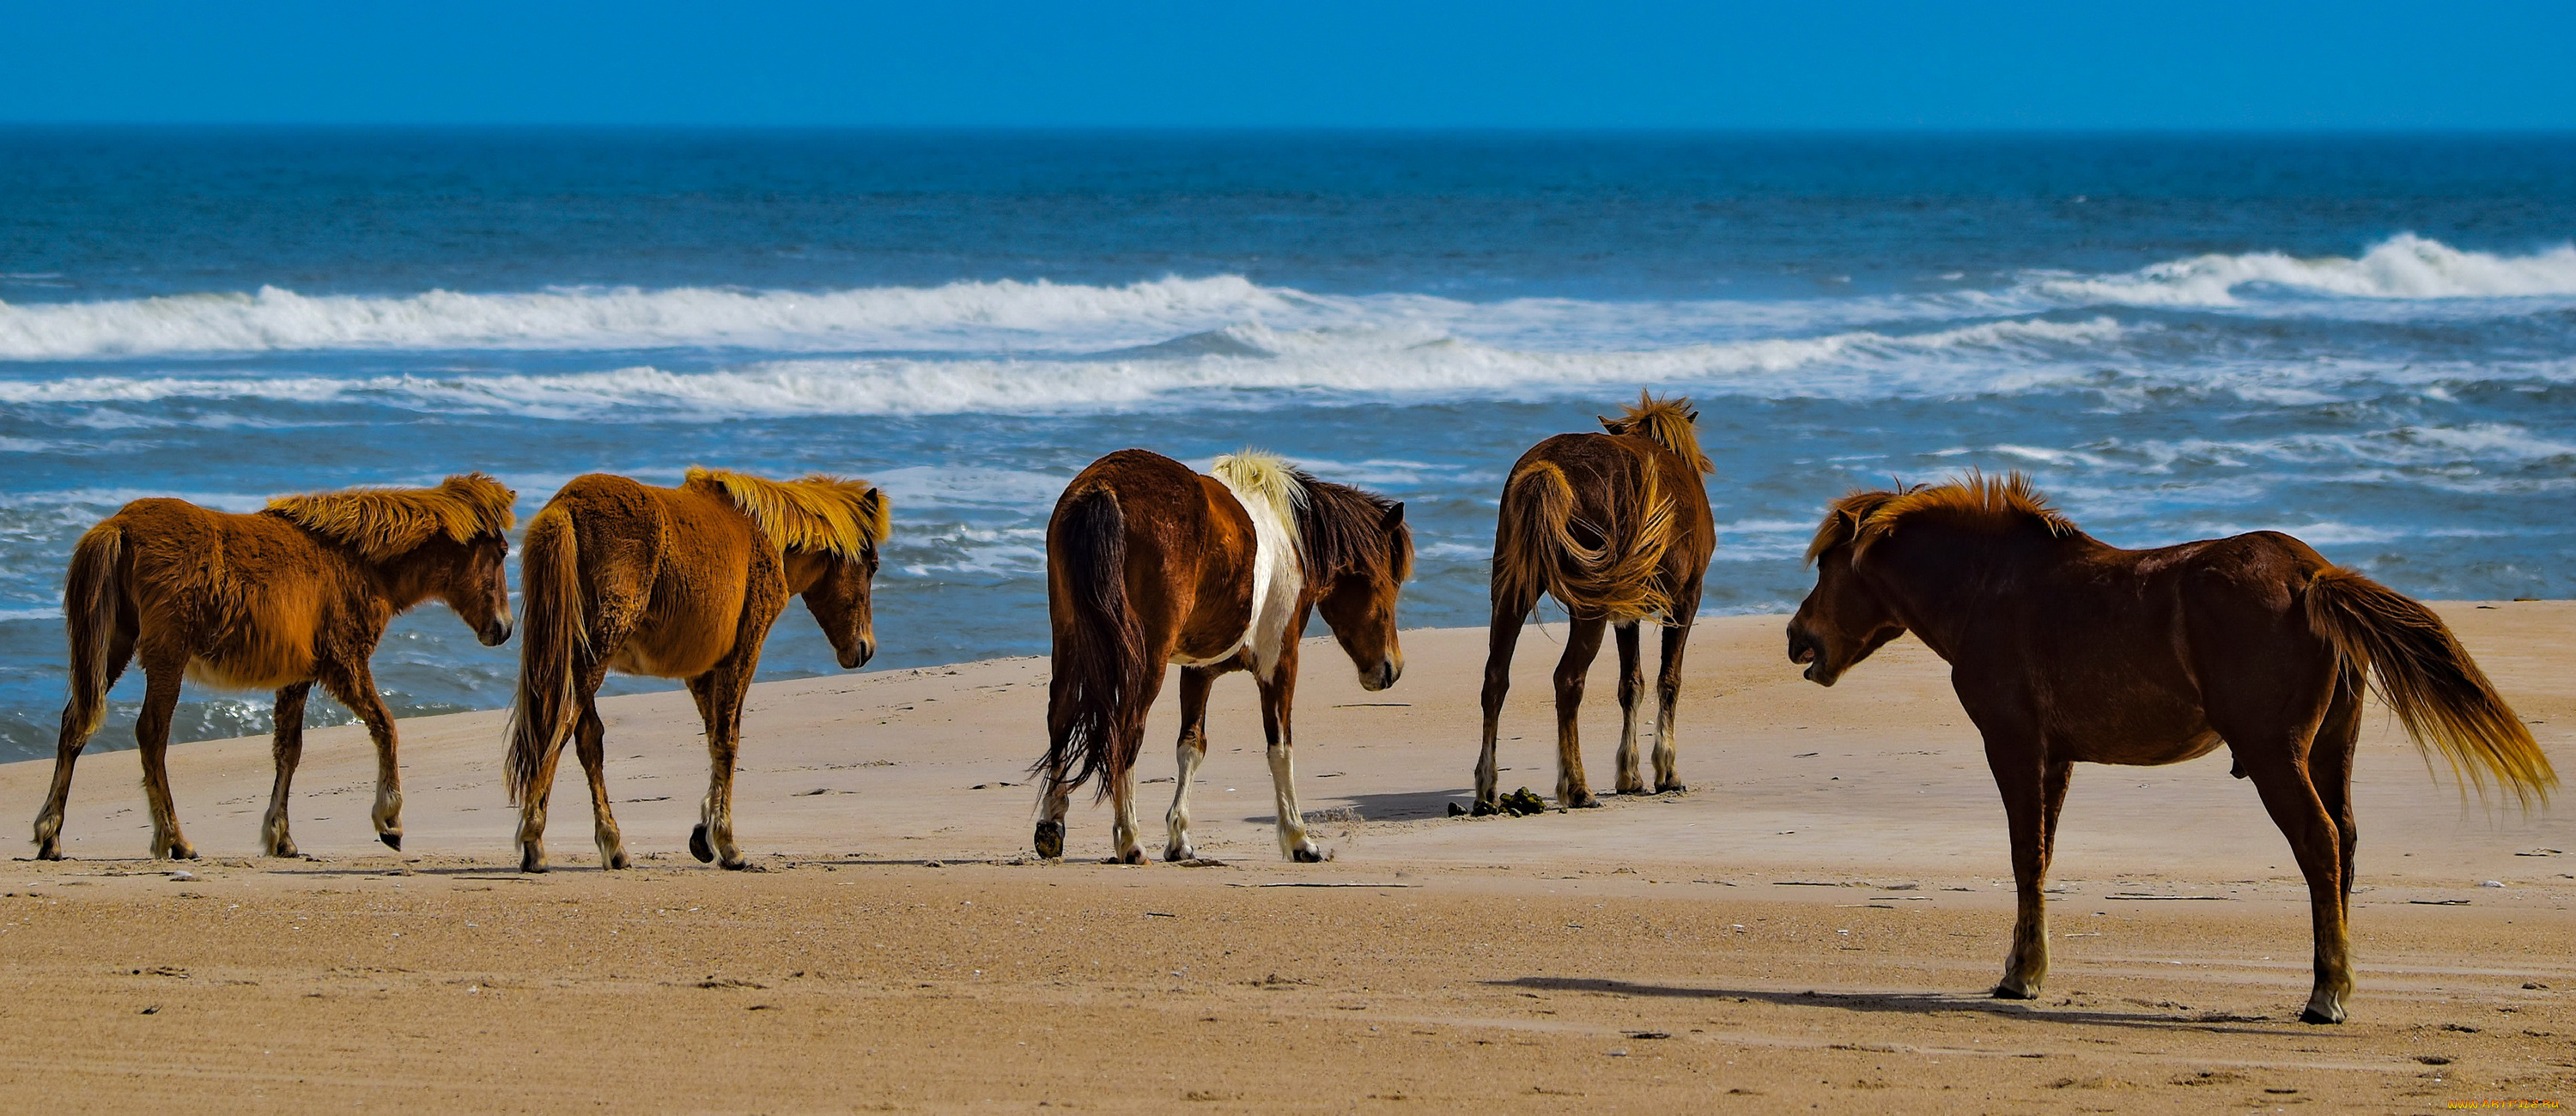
505, 468, 886, 872
33, 474, 516, 860
1034, 449, 1412, 864
1789, 472, 2555, 1022
1476, 394, 1715, 812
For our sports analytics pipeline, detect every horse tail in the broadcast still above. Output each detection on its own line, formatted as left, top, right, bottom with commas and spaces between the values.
505, 506, 589, 807
2306, 567, 2555, 805
58, 522, 125, 741
1495, 458, 1676, 622
1038, 486, 1149, 800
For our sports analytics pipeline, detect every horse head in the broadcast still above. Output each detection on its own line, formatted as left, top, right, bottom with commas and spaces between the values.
443, 530, 516, 647
786, 546, 879, 670
1312, 496, 1413, 692
1787, 490, 1906, 686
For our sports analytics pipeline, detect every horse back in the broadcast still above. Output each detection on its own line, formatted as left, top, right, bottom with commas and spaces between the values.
102, 498, 344, 688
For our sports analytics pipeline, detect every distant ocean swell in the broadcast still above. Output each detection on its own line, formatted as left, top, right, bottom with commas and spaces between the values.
4, 236, 2573, 362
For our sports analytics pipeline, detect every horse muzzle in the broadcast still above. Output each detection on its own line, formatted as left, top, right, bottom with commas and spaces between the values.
1787, 628, 1836, 686
477, 619, 513, 647
1360, 658, 1400, 692
838, 638, 875, 671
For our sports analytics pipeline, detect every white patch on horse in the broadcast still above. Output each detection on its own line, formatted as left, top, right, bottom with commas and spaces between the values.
1189, 451, 1305, 682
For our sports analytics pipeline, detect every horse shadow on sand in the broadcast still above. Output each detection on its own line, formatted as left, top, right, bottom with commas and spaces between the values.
1489, 976, 2317, 1036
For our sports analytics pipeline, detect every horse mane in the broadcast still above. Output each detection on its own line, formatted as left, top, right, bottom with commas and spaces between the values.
1212, 451, 1412, 584
264, 473, 518, 561
1600, 391, 1713, 474
1807, 470, 2075, 563
683, 467, 890, 561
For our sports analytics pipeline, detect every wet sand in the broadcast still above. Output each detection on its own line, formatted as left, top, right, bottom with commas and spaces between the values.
3, 603, 2568, 1111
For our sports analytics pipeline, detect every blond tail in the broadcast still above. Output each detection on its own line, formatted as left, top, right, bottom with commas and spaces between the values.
504, 508, 588, 806
2306, 568, 2555, 806
1495, 460, 1675, 622
57, 524, 125, 743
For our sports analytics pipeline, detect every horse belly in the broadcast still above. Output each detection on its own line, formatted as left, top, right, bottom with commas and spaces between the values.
606, 630, 732, 679
185, 650, 313, 692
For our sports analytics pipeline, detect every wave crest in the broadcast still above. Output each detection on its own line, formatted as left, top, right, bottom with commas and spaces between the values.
2028, 234, 2576, 307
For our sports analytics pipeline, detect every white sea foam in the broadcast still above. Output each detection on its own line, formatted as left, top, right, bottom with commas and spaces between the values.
0, 276, 1316, 361
0, 316, 2129, 416
2026, 234, 2576, 307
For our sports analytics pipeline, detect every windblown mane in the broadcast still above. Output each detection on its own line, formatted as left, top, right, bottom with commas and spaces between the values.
1297, 476, 1413, 584
1211, 451, 1412, 585
264, 473, 517, 561
1601, 391, 1713, 474
1806, 470, 2075, 563
684, 467, 890, 561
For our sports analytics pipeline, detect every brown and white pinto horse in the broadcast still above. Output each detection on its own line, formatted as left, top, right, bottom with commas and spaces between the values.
34, 474, 517, 859
1034, 448, 1412, 864
505, 468, 887, 872
1476, 394, 1716, 812
1789, 472, 2555, 1022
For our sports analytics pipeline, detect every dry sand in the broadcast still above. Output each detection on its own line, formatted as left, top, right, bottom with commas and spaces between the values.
2, 603, 2568, 1112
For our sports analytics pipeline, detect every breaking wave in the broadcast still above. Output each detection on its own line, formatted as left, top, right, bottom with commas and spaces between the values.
2024, 234, 2576, 307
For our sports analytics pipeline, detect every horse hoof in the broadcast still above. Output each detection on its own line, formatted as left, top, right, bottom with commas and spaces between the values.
2298, 1007, 2344, 1025
1614, 784, 1647, 797
1565, 796, 1603, 810
519, 845, 547, 873
1291, 846, 1324, 864
689, 824, 715, 864
1656, 782, 1689, 795
1032, 821, 1065, 860
35, 845, 62, 861
167, 843, 198, 861
379, 832, 402, 852
1163, 846, 1194, 863
268, 840, 298, 859
1114, 848, 1145, 865
1991, 981, 2038, 1000
720, 858, 750, 871
1468, 801, 1498, 817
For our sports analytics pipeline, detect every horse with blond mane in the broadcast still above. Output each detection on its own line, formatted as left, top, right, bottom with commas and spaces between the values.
1475, 394, 1716, 812
505, 468, 887, 872
1789, 471, 2555, 1022
33, 474, 517, 860
1035, 448, 1412, 864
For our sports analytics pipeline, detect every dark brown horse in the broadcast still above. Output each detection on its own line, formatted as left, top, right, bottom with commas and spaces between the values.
33, 474, 517, 859
1788, 472, 2555, 1022
505, 468, 887, 872
1476, 394, 1716, 811
1035, 448, 1412, 864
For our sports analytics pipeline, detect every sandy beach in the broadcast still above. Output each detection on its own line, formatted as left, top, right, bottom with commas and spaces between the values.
2, 603, 2567, 1112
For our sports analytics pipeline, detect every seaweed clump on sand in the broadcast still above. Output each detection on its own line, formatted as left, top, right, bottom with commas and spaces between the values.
1452, 787, 1551, 818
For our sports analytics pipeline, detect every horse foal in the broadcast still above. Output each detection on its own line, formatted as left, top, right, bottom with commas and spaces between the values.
33, 474, 516, 859
505, 469, 886, 871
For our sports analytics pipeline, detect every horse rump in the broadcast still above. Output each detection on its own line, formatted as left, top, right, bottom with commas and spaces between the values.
1038, 485, 1149, 800
504, 507, 589, 807
1495, 458, 1674, 622
2305, 567, 2555, 803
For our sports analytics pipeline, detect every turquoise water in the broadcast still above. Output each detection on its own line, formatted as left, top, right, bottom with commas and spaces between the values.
3, 130, 2571, 758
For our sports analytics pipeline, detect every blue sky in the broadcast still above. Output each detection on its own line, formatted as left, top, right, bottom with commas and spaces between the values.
3, 1, 2571, 130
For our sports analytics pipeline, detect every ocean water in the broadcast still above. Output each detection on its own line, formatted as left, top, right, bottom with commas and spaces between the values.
1, 129, 2571, 761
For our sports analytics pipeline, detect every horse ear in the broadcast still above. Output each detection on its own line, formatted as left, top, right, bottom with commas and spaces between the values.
1380, 501, 1405, 531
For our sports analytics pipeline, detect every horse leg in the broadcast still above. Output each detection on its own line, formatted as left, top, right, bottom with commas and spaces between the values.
34, 624, 131, 859
2239, 742, 2353, 1023
1651, 610, 1697, 794
1164, 665, 1218, 862
135, 658, 194, 860
2312, 670, 2364, 912
1260, 646, 1323, 862
258, 682, 313, 858
1986, 739, 2056, 998
1552, 616, 1607, 809
1034, 750, 1072, 860
1474, 590, 1535, 814
1611, 622, 1646, 794
319, 660, 405, 851
687, 656, 758, 870
576, 695, 628, 870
